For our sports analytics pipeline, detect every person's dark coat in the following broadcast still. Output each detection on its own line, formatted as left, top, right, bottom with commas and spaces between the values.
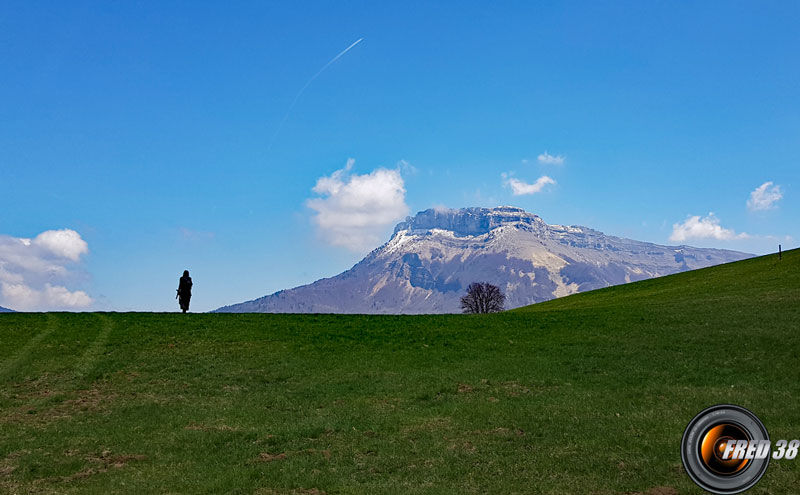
177, 270, 192, 313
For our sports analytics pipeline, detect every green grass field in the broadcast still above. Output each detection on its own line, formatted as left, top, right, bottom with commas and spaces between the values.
1, 249, 798, 494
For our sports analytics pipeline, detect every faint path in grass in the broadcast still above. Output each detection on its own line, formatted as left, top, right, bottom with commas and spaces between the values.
72, 314, 114, 381
0, 313, 58, 381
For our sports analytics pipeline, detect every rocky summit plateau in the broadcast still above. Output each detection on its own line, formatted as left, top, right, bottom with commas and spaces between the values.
214, 206, 751, 314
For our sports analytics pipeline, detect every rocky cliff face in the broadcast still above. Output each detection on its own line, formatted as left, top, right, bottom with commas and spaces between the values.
214, 206, 751, 314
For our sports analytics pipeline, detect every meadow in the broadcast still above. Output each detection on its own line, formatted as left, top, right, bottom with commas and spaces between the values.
1, 249, 798, 494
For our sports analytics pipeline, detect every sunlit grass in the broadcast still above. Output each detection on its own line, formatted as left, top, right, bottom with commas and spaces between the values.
1, 249, 798, 494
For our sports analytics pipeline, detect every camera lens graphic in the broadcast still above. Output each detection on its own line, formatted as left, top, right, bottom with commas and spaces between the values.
700, 423, 750, 475
681, 405, 770, 495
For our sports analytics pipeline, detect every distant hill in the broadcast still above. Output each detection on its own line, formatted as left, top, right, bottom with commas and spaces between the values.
215, 206, 751, 313
515, 247, 796, 314
0, 306, 15, 313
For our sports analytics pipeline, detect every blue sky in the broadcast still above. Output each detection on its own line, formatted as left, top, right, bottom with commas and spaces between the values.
1, 1, 798, 312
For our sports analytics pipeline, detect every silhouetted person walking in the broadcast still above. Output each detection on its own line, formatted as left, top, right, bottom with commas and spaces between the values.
177, 270, 192, 313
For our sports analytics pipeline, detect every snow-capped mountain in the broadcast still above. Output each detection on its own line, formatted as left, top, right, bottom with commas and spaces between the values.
0, 306, 15, 313
214, 206, 751, 314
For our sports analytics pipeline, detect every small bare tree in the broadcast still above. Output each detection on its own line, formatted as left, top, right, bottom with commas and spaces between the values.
460, 282, 505, 314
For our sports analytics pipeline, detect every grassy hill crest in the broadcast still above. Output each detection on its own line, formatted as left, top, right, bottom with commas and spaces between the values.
0, 249, 797, 493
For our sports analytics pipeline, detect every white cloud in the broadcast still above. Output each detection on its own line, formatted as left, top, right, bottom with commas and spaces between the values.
396, 159, 418, 176
747, 181, 783, 211
431, 204, 453, 214
307, 159, 409, 252
503, 174, 556, 196
669, 213, 749, 243
537, 152, 565, 165
33, 229, 89, 261
1, 282, 92, 310
0, 229, 93, 311
42, 284, 92, 307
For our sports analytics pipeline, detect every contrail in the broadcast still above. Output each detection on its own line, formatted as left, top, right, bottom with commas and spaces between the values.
268, 38, 364, 150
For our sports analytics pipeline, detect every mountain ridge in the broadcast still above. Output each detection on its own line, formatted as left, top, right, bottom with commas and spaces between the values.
214, 206, 751, 314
